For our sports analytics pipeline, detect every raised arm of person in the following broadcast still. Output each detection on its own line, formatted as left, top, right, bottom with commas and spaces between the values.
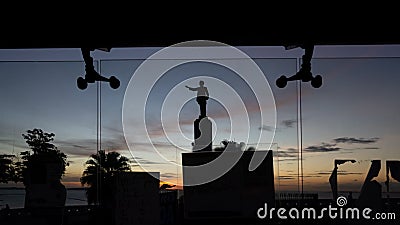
185, 85, 198, 91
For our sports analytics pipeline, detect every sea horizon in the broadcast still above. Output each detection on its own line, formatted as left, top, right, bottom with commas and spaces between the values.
2, 188, 400, 210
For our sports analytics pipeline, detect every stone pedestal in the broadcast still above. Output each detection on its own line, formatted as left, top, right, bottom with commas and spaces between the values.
193, 116, 212, 152
182, 150, 275, 220
24, 162, 66, 209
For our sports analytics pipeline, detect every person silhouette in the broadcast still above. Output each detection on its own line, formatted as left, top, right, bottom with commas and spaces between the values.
185, 81, 209, 118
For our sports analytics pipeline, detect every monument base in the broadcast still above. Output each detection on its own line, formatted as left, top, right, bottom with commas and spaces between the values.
182, 150, 275, 219
193, 116, 212, 152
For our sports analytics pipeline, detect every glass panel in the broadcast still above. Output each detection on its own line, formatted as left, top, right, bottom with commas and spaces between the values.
1, 48, 400, 212
301, 57, 400, 199
0, 61, 98, 207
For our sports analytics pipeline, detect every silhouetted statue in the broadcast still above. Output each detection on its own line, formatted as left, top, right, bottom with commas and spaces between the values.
186, 81, 209, 118
329, 159, 356, 200
357, 160, 382, 209
186, 81, 212, 152
385, 160, 400, 192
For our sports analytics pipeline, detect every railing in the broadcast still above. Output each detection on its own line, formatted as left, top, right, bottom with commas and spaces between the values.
276, 192, 318, 200
0, 205, 96, 217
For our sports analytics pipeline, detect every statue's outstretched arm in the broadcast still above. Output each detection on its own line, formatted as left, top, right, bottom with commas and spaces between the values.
185, 85, 197, 91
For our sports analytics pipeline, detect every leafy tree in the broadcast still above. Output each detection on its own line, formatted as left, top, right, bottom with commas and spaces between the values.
20, 128, 68, 185
81, 150, 131, 205
11, 160, 25, 183
213, 139, 255, 151
214, 139, 231, 151
0, 154, 15, 183
0, 128, 68, 187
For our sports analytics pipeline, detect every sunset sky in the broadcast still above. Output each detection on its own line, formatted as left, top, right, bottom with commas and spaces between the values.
0, 44, 400, 196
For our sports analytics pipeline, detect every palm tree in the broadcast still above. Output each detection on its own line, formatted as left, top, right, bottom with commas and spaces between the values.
80, 150, 131, 205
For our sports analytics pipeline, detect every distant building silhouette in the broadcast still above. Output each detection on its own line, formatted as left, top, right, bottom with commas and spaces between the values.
107, 172, 160, 225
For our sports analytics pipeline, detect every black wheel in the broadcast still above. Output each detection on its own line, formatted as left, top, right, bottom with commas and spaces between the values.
109, 76, 120, 89
77, 77, 88, 90
276, 75, 287, 88
311, 75, 322, 88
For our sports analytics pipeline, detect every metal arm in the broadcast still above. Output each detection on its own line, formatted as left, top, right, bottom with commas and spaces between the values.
77, 48, 120, 90
276, 44, 322, 88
